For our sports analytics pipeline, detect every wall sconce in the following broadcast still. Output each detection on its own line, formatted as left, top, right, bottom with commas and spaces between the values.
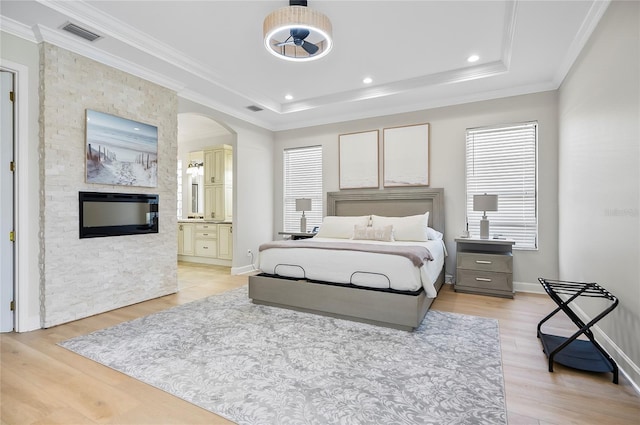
186, 161, 203, 176
473, 194, 498, 239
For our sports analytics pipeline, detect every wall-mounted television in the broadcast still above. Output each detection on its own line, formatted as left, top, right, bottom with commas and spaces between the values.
79, 191, 159, 239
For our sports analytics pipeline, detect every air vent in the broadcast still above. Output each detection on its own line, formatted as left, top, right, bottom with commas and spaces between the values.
246, 105, 264, 112
61, 22, 102, 42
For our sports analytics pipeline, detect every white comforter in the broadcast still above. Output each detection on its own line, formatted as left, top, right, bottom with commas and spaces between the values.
258, 237, 446, 297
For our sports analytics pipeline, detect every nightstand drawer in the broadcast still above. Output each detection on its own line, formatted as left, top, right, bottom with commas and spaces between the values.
456, 269, 512, 292
457, 252, 512, 273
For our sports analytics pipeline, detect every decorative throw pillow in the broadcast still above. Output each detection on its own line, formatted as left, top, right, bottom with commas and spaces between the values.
315, 215, 371, 239
371, 212, 430, 241
352, 224, 394, 242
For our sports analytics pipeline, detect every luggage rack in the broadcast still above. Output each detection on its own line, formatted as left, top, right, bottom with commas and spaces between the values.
537, 278, 619, 384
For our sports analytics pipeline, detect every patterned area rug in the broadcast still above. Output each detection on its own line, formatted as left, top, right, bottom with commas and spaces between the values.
59, 286, 506, 425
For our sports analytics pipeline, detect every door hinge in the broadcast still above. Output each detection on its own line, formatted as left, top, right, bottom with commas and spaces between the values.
9, 231, 15, 242
9, 161, 15, 172
9, 91, 14, 102
10, 301, 15, 311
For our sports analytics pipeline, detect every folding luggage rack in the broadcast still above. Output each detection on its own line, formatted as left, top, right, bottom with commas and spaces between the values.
537, 278, 619, 384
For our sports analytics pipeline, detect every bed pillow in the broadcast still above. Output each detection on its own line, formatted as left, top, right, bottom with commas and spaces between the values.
315, 215, 370, 239
371, 212, 430, 241
352, 224, 394, 242
426, 227, 443, 240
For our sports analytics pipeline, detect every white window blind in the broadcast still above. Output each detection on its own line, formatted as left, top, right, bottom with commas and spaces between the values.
283, 146, 323, 232
465, 122, 538, 249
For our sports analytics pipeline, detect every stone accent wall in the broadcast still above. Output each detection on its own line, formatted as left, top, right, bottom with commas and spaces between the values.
39, 43, 178, 327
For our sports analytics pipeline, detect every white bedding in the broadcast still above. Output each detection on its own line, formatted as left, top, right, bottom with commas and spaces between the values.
258, 237, 445, 297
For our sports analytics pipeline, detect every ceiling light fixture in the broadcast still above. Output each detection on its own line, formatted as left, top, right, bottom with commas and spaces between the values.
467, 54, 480, 63
363, 77, 373, 84
285, 94, 294, 100
264, 0, 333, 62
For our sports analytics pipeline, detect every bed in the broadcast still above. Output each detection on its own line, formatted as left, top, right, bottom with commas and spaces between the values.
248, 188, 445, 331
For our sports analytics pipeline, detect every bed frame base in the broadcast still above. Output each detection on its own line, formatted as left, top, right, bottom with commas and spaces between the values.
248, 269, 444, 331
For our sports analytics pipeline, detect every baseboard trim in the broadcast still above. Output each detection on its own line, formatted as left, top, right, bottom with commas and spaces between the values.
514, 280, 545, 294
232, 264, 258, 275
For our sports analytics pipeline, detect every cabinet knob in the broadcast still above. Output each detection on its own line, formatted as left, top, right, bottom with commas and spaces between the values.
179, 225, 183, 230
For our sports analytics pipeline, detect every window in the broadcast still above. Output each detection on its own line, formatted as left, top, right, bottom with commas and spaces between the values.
283, 146, 323, 232
465, 122, 537, 249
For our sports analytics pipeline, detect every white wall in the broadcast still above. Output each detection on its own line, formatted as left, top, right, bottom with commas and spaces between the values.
559, 0, 639, 386
178, 98, 275, 275
0, 31, 42, 331
274, 91, 559, 288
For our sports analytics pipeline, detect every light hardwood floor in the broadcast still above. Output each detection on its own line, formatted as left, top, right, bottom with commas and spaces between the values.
1, 262, 638, 424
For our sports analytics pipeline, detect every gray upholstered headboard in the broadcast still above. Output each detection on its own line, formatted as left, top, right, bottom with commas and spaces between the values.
326, 188, 445, 234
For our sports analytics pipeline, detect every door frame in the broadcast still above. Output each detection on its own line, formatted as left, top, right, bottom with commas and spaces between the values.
1, 59, 34, 332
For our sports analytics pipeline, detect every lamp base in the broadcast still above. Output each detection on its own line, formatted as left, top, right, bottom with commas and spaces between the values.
300, 214, 307, 233
480, 218, 489, 239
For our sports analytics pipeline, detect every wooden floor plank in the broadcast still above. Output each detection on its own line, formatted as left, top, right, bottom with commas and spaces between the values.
1, 263, 638, 425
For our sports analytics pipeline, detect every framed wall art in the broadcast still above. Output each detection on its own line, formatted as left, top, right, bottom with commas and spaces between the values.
85, 109, 158, 187
383, 123, 429, 187
339, 130, 379, 189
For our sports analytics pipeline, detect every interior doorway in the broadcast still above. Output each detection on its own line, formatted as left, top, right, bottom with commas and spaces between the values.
0, 70, 15, 332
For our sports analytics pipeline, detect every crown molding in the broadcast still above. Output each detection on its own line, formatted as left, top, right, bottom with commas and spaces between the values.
34, 0, 280, 113
31, 0, 520, 118
280, 0, 517, 115
179, 89, 276, 132
0, 16, 38, 43
553, 0, 611, 86
34, 24, 186, 93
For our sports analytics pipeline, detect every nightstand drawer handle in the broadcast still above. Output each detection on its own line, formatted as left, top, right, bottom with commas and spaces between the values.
475, 277, 492, 282
476, 260, 492, 264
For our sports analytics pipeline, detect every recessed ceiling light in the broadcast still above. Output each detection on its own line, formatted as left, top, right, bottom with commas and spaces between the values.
285, 94, 293, 100
467, 54, 480, 63
363, 77, 373, 84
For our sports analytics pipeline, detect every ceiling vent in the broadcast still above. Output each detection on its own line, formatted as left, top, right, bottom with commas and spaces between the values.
61, 22, 102, 42
246, 105, 264, 112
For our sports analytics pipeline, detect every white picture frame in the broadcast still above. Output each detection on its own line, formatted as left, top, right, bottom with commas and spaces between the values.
339, 130, 379, 189
383, 123, 429, 187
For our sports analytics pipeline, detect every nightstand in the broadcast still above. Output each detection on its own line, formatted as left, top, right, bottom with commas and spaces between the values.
278, 231, 316, 240
455, 238, 515, 298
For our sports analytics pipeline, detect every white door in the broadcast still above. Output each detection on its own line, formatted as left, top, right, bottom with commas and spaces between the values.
0, 71, 15, 332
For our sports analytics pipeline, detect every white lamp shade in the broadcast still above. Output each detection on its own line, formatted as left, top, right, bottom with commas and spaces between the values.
295, 198, 312, 212
473, 194, 498, 212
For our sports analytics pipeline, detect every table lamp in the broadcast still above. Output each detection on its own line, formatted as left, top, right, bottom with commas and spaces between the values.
473, 194, 498, 239
295, 198, 312, 233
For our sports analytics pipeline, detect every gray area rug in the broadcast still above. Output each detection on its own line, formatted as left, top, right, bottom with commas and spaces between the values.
59, 286, 506, 425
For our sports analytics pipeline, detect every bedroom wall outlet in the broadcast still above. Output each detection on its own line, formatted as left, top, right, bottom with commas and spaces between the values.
247, 249, 252, 257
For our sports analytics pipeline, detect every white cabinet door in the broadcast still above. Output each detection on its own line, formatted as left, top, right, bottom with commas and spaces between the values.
218, 224, 233, 260
204, 186, 215, 220
204, 150, 215, 184
178, 223, 194, 256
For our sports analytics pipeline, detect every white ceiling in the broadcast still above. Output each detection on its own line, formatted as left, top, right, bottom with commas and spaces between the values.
1, 0, 609, 132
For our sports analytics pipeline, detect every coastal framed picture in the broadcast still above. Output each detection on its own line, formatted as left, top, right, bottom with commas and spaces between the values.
383, 123, 429, 187
339, 130, 379, 189
85, 109, 158, 187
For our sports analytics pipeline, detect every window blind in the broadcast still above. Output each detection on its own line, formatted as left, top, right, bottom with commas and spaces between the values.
465, 122, 538, 249
283, 146, 323, 232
